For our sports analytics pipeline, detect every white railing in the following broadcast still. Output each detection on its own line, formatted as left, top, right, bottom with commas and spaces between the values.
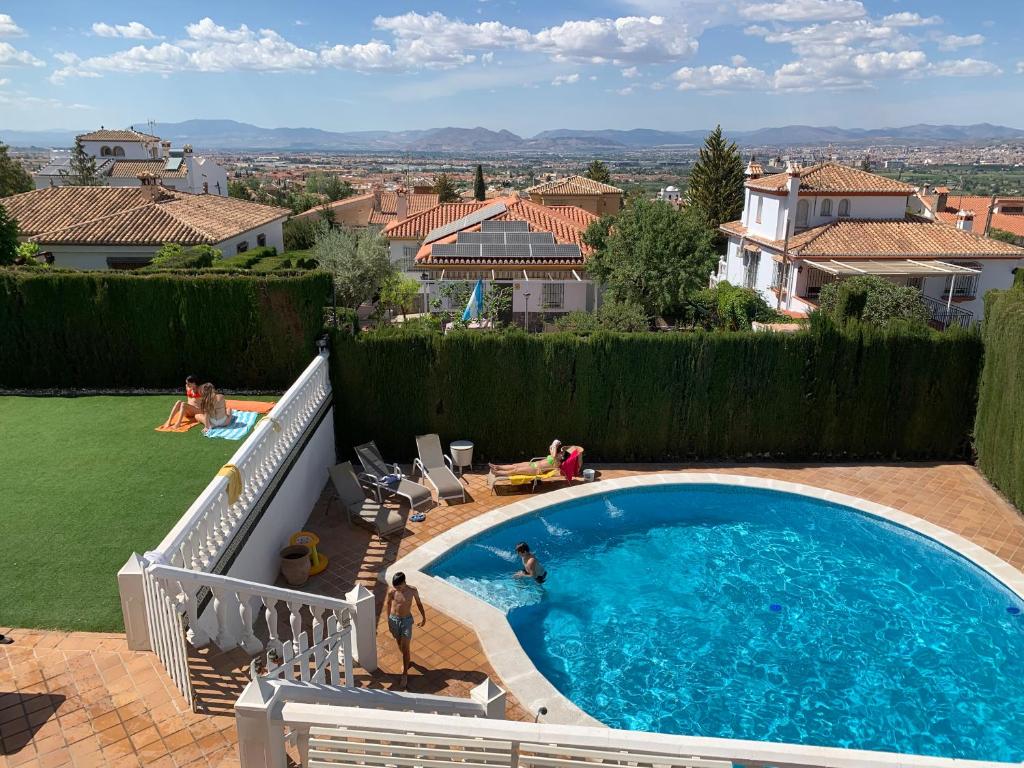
236, 701, 1012, 768
153, 353, 331, 573
252, 626, 353, 689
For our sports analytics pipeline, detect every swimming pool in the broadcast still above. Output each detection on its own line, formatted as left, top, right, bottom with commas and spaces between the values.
427, 483, 1024, 762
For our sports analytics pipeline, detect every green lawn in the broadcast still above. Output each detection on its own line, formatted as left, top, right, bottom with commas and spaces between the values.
0, 395, 275, 632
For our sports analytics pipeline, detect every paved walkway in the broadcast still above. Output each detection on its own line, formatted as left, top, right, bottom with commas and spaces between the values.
3, 462, 1022, 767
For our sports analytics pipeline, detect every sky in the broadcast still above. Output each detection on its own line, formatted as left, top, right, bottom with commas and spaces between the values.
0, 0, 1022, 135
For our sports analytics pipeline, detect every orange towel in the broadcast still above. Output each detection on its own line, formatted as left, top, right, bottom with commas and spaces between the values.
155, 399, 276, 433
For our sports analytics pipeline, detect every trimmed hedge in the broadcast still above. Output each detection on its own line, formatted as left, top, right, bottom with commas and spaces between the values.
0, 269, 331, 389
975, 279, 1024, 509
330, 320, 982, 462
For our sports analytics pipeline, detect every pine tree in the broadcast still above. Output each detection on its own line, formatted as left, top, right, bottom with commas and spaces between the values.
0, 142, 33, 197
0, 203, 19, 265
59, 138, 105, 186
584, 160, 611, 184
860, 155, 872, 172
687, 125, 744, 234
473, 164, 486, 201
432, 173, 460, 203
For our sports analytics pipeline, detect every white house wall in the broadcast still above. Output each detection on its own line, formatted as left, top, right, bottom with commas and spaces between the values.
214, 219, 286, 257
79, 140, 155, 161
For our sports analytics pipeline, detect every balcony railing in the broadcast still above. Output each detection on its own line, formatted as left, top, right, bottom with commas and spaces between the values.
922, 294, 974, 330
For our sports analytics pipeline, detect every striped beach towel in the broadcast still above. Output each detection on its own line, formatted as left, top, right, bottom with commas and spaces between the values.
203, 410, 259, 440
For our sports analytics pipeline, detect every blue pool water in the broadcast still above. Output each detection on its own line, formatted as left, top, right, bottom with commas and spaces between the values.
427, 485, 1024, 762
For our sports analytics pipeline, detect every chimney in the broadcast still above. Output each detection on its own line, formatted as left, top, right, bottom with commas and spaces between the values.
744, 156, 763, 180
936, 190, 948, 215
137, 172, 168, 203
983, 194, 996, 235
161, 141, 171, 160
782, 161, 801, 240
395, 187, 409, 221
202, 181, 209, 194
182, 144, 193, 157
955, 209, 974, 232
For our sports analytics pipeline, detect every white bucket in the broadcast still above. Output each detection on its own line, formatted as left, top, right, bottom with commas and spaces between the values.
582, 468, 596, 483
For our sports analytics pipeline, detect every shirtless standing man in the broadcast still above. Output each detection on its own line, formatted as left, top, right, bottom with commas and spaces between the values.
384, 571, 426, 689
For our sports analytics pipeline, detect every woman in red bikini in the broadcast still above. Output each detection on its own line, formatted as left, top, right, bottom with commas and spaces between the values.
162, 375, 202, 429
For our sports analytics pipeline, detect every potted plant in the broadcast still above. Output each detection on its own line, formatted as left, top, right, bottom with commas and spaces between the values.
279, 544, 311, 586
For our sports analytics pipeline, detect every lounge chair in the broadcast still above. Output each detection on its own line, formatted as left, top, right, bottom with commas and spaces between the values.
329, 462, 406, 537
353, 441, 433, 511
487, 448, 585, 495
413, 434, 467, 504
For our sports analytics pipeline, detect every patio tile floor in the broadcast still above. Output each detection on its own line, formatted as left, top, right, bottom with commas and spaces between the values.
3, 462, 1023, 767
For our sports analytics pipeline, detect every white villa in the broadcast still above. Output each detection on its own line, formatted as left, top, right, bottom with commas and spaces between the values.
34, 127, 229, 197
718, 161, 1024, 327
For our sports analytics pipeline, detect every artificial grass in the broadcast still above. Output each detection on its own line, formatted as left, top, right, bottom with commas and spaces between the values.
0, 394, 276, 633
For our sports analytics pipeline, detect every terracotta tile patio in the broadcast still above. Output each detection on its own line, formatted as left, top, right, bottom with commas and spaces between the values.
3, 462, 1024, 768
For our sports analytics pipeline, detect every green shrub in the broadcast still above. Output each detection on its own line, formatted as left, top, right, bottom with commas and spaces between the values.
555, 300, 649, 333
0, 270, 331, 389
148, 243, 222, 269
329, 316, 981, 461
213, 246, 278, 270
688, 281, 779, 330
284, 216, 318, 251
819, 275, 929, 326
975, 282, 1024, 509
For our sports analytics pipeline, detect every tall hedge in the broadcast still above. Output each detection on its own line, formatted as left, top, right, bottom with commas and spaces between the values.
0, 269, 331, 389
330, 321, 982, 462
975, 278, 1024, 509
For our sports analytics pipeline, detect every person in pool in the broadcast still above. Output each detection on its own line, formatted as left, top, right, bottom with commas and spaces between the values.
514, 542, 547, 584
384, 571, 426, 689
489, 439, 580, 478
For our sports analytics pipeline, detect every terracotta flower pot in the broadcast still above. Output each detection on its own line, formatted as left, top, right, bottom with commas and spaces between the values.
280, 544, 311, 586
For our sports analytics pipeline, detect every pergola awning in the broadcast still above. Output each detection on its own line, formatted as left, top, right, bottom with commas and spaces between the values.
805, 259, 981, 277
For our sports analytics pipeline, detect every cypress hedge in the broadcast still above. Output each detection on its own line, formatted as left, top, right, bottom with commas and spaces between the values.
329, 320, 982, 462
0, 269, 331, 389
975, 278, 1024, 509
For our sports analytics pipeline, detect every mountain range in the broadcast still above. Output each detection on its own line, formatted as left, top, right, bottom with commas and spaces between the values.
4, 119, 1024, 152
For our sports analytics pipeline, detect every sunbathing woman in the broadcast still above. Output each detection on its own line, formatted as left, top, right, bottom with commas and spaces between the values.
489, 440, 579, 478
162, 375, 202, 428
195, 383, 233, 432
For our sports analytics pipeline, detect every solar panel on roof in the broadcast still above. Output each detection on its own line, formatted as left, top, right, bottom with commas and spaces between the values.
424, 202, 507, 244
164, 157, 183, 172
481, 220, 529, 233
525, 232, 556, 244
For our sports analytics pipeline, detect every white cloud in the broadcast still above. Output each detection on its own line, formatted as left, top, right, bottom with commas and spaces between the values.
936, 34, 985, 51
1018, 61, 1024, 75
0, 77, 8, 86
91, 21, 160, 40
740, 0, 865, 22
930, 58, 1002, 77
616, 85, 635, 95
0, 41, 44, 67
622, 65, 639, 78
551, 72, 580, 85
881, 12, 941, 27
531, 15, 698, 64
0, 13, 25, 37
674, 63, 770, 91
730, 54, 747, 66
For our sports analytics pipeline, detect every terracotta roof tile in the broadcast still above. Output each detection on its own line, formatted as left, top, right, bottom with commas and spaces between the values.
720, 217, 1024, 259
934, 195, 1024, 238
746, 162, 916, 195
382, 201, 492, 239
526, 175, 623, 196
2, 186, 288, 246
108, 160, 188, 179
77, 128, 160, 142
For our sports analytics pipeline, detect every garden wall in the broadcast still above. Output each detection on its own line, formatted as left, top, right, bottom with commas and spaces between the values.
0, 270, 330, 389
330, 320, 983, 462
975, 274, 1024, 510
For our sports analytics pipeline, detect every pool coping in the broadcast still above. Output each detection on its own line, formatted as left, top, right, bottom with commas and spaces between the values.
384, 472, 1024, 768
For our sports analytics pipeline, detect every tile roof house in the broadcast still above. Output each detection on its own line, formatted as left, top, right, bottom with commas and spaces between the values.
34, 127, 229, 196
4, 180, 289, 270
381, 196, 600, 326
718, 161, 1024, 328
526, 175, 623, 215
292, 187, 439, 228
927, 194, 1024, 242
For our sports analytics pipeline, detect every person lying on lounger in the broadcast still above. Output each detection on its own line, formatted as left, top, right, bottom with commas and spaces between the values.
195, 383, 233, 432
489, 439, 582, 478
162, 375, 201, 428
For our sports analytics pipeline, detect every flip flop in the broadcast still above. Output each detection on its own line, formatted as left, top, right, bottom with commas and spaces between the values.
410, 512, 426, 523
0, 635, 12, 645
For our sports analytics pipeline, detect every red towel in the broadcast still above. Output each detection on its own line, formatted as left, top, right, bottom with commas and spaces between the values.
560, 450, 582, 482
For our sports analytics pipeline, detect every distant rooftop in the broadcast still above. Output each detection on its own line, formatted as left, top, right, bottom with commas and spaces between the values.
526, 175, 623, 196
745, 162, 917, 196
77, 128, 161, 142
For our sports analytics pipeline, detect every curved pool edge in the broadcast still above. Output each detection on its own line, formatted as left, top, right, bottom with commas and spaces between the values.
383, 471, 1024, 767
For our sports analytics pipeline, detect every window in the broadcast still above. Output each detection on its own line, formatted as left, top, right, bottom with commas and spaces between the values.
112, 146, 125, 157
905, 276, 923, 290
542, 282, 565, 310
838, 198, 851, 217
803, 267, 836, 299
771, 261, 789, 292
755, 196, 763, 224
395, 245, 418, 272
743, 251, 760, 289
796, 199, 809, 229
944, 262, 981, 298
236, 241, 249, 254
820, 199, 832, 216
100, 146, 112, 157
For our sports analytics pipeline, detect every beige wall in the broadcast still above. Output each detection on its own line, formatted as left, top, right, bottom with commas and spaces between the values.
528, 192, 622, 215
293, 196, 375, 227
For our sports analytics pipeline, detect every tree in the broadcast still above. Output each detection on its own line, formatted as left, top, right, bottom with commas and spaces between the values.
989, 228, 1020, 245
686, 281, 779, 331
432, 173, 460, 203
860, 155, 872, 172
306, 173, 353, 202
687, 125, 744, 235
818, 275, 930, 327
0, 142, 33, 197
0, 203, 18, 265
584, 160, 611, 184
283, 216, 318, 251
379, 274, 422, 320
59, 138, 105, 186
227, 180, 250, 200
473, 164, 486, 201
584, 199, 717, 318
312, 224, 394, 310
16, 241, 40, 264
